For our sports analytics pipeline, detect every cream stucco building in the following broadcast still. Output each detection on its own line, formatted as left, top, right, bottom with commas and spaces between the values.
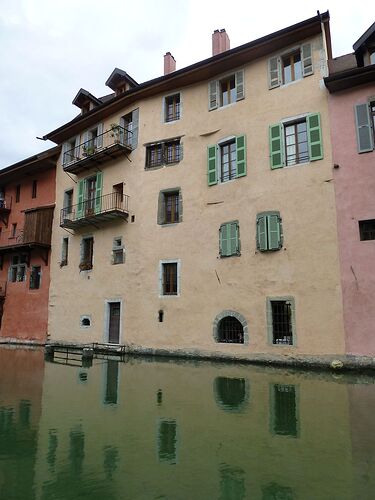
46, 12, 345, 363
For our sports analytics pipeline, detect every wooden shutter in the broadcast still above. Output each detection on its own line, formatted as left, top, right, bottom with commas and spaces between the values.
256, 214, 268, 251
235, 70, 245, 101
355, 103, 374, 153
268, 56, 281, 89
131, 108, 139, 149
307, 113, 323, 161
209, 80, 218, 110
96, 123, 104, 148
230, 222, 240, 255
207, 145, 218, 186
77, 180, 85, 219
119, 116, 125, 145
269, 124, 284, 169
219, 224, 227, 256
82, 131, 89, 153
62, 142, 69, 166
94, 171, 103, 214
236, 135, 247, 178
220, 222, 238, 256
302, 43, 313, 77
267, 213, 282, 250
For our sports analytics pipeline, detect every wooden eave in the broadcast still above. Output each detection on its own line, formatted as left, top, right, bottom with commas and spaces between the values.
0, 146, 60, 184
44, 12, 330, 144
324, 65, 375, 93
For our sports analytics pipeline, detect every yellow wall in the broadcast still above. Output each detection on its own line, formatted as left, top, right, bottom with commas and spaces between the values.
48, 33, 345, 358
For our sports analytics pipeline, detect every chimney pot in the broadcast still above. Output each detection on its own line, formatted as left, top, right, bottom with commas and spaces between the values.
164, 52, 176, 75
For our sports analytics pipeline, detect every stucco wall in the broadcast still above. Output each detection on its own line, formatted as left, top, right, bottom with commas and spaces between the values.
328, 83, 375, 355
48, 33, 345, 358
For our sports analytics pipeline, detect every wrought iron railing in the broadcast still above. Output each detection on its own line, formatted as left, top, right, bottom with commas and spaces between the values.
60, 192, 129, 225
0, 195, 12, 211
62, 125, 133, 166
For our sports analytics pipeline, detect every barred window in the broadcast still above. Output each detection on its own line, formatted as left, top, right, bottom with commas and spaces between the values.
217, 316, 244, 344
146, 139, 182, 168
165, 94, 181, 122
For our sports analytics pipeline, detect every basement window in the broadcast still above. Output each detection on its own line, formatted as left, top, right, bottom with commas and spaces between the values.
217, 316, 244, 344
80, 316, 91, 328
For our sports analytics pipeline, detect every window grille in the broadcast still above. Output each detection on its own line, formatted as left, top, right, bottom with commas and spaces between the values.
217, 316, 244, 344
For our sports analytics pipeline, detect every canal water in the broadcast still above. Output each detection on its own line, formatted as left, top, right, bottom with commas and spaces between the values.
0, 347, 375, 500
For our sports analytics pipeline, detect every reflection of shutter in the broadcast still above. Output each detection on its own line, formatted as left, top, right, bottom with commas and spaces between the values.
131, 108, 139, 149
209, 80, 218, 110
268, 213, 281, 250
302, 43, 313, 76
269, 124, 284, 169
307, 113, 323, 161
77, 180, 85, 219
354, 103, 374, 153
235, 70, 245, 101
207, 145, 218, 186
96, 123, 103, 148
269, 56, 281, 89
236, 135, 247, 177
95, 172, 103, 214
257, 215, 267, 251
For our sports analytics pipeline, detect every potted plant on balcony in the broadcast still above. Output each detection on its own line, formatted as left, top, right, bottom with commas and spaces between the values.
79, 261, 92, 271
110, 123, 122, 144
82, 144, 97, 157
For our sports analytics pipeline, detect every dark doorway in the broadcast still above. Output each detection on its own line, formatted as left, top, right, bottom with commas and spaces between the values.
108, 302, 121, 344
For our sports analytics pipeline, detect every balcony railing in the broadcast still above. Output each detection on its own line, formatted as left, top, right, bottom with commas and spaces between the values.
0, 195, 12, 212
62, 126, 133, 174
60, 192, 129, 229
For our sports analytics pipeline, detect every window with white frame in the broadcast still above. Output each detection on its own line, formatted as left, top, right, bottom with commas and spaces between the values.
268, 43, 313, 89
209, 70, 245, 110
9, 254, 27, 282
207, 135, 246, 185
164, 93, 181, 122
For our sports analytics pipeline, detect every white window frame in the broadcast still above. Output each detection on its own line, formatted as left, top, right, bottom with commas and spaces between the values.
162, 91, 182, 123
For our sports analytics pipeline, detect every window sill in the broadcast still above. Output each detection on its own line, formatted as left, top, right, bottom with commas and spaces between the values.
160, 222, 180, 227
159, 293, 180, 298
219, 253, 241, 258
164, 118, 181, 124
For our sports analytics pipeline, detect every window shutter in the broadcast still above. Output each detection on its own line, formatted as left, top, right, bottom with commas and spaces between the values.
209, 80, 218, 110
77, 180, 85, 219
267, 213, 282, 250
235, 70, 245, 101
269, 124, 284, 169
157, 191, 165, 225
268, 56, 281, 89
94, 171, 103, 214
219, 224, 226, 256
131, 108, 139, 149
307, 113, 323, 161
229, 222, 240, 255
302, 43, 313, 77
354, 103, 374, 153
256, 215, 268, 251
62, 142, 69, 166
220, 223, 238, 257
207, 145, 218, 186
178, 190, 183, 222
119, 117, 125, 145
74, 136, 80, 160
82, 131, 89, 153
236, 135, 247, 178
96, 123, 104, 148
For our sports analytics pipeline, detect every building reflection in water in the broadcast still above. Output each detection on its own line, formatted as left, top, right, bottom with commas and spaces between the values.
214, 377, 249, 412
157, 419, 177, 464
219, 464, 246, 500
270, 384, 298, 437
104, 359, 120, 405
262, 482, 294, 500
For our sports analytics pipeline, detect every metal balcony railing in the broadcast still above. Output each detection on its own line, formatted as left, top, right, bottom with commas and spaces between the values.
62, 126, 133, 173
60, 192, 129, 229
0, 195, 12, 211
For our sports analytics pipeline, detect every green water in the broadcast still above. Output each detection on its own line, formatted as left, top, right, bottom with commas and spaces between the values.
0, 347, 375, 500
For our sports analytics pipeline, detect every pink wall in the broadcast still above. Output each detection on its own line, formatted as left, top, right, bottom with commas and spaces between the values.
329, 83, 375, 355
0, 167, 55, 342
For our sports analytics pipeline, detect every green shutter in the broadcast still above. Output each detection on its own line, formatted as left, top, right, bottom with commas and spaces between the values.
268, 56, 281, 89
236, 135, 247, 178
230, 222, 240, 255
77, 180, 85, 219
235, 70, 245, 101
301, 43, 313, 76
355, 103, 374, 153
220, 222, 239, 257
269, 124, 284, 169
219, 224, 228, 256
94, 171, 103, 214
96, 123, 104, 148
307, 113, 323, 161
267, 214, 281, 250
257, 215, 267, 251
209, 80, 218, 110
207, 145, 218, 186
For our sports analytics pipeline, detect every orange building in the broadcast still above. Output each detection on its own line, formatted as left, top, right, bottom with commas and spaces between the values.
0, 147, 58, 342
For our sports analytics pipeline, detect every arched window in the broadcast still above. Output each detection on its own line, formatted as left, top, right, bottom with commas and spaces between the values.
218, 316, 244, 343
214, 377, 248, 412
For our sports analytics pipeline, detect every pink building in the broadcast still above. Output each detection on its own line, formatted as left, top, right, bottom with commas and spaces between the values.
325, 23, 375, 356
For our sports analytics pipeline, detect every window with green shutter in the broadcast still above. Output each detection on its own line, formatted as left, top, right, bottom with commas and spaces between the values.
256, 212, 283, 251
269, 113, 323, 169
208, 135, 247, 185
219, 221, 240, 257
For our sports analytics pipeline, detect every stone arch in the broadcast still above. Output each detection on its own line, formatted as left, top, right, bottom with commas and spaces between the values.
213, 310, 249, 345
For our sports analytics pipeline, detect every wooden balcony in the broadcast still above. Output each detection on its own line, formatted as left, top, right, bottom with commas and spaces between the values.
60, 192, 129, 229
62, 126, 133, 174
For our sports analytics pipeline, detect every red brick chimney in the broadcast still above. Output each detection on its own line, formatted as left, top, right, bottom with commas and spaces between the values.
164, 52, 176, 75
212, 29, 230, 56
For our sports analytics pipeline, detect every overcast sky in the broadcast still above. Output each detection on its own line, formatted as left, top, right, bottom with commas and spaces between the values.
0, 0, 374, 167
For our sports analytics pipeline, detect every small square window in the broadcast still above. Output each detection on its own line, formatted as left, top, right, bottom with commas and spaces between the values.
359, 219, 375, 240
164, 94, 180, 122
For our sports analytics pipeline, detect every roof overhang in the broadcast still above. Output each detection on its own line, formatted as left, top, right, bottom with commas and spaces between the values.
44, 11, 330, 144
105, 68, 138, 91
0, 146, 60, 184
72, 88, 102, 108
324, 64, 375, 93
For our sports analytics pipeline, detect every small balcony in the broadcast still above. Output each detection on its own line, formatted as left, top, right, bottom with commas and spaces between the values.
62, 126, 133, 174
0, 195, 12, 225
60, 192, 129, 229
